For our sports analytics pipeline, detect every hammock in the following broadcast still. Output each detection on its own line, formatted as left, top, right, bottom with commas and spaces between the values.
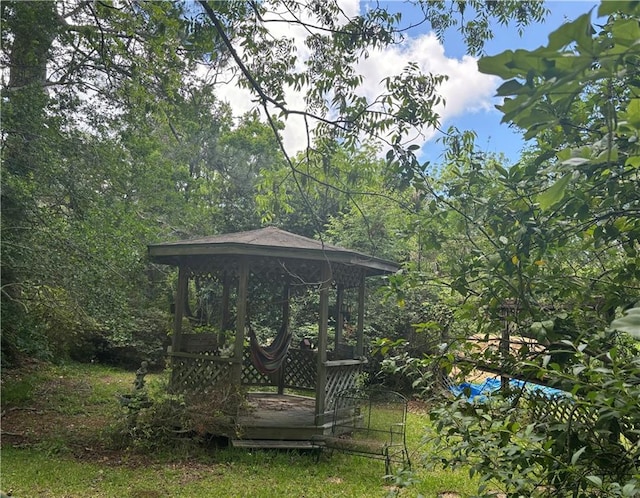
248, 322, 293, 375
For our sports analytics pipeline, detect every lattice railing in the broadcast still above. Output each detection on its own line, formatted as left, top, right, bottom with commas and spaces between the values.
526, 391, 596, 427
325, 361, 365, 410
283, 349, 316, 390
169, 353, 234, 393
241, 349, 272, 387
170, 349, 365, 408
241, 348, 317, 390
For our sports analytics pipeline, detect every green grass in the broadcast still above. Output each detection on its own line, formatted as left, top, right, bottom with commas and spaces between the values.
2, 445, 476, 497
1, 362, 133, 412
1, 362, 478, 497
1, 369, 48, 407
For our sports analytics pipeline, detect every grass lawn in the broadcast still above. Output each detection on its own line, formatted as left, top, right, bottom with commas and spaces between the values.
1, 362, 477, 497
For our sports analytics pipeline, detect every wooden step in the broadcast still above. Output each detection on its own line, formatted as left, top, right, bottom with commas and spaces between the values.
231, 439, 319, 450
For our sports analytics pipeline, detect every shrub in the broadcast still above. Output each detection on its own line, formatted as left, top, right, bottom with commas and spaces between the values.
111, 376, 245, 452
422, 315, 640, 497
70, 308, 171, 370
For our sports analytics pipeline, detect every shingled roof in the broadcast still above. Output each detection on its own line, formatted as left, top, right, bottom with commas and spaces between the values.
148, 226, 399, 276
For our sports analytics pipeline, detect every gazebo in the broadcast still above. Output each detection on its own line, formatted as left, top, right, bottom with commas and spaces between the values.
148, 226, 399, 447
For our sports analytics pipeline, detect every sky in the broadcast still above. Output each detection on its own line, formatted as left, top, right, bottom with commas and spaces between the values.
417, 0, 602, 165
216, 0, 601, 167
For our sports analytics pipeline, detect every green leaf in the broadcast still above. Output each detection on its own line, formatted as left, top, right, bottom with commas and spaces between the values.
627, 99, 640, 129
611, 18, 640, 47
477, 51, 518, 79
537, 173, 571, 210
609, 307, 640, 339
586, 475, 603, 487
571, 446, 587, 465
547, 13, 594, 51
495, 79, 526, 97
598, 1, 640, 17
561, 157, 590, 167
626, 155, 640, 168
493, 162, 509, 178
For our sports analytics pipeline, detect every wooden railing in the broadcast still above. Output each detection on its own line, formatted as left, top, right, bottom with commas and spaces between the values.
325, 359, 365, 410
284, 349, 317, 390
169, 351, 237, 393
168, 347, 365, 401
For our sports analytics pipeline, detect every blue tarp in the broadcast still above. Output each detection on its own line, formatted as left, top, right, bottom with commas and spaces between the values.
449, 377, 565, 402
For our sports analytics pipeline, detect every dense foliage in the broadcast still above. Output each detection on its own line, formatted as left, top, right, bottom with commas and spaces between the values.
399, 4, 640, 496
2, 1, 638, 495
1, 0, 544, 365
1, 1, 284, 365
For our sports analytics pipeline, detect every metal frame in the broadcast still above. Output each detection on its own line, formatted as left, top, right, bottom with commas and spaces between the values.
314, 387, 411, 474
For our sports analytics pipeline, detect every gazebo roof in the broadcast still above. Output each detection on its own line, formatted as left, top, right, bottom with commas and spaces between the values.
148, 226, 399, 276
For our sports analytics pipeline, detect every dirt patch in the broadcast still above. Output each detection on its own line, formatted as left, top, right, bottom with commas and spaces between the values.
3, 376, 112, 440
0, 364, 237, 471
1, 365, 131, 465
2, 398, 160, 468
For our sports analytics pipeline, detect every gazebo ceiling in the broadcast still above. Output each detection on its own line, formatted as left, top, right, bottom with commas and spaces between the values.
148, 227, 399, 281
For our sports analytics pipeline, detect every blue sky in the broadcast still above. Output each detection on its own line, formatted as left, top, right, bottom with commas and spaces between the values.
218, 1, 602, 166
415, 1, 601, 165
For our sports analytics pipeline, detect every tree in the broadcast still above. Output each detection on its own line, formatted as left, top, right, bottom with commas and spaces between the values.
1, 0, 549, 364
195, 0, 547, 178
413, 3, 640, 495
0, 2, 278, 363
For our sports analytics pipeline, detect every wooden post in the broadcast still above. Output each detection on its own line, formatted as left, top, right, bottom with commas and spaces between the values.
356, 271, 365, 357
278, 284, 290, 395
233, 259, 249, 385
219, 272, 231, 346
315, 262, 331, 424
335, 285, 344, 350
172, 265, 189, 353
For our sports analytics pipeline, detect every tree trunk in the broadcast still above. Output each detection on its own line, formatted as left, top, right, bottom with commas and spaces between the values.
1, 1, 59, 361
6, 2, 57, 90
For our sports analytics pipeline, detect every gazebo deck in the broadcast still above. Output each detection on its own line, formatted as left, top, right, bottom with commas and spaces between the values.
238, 392, 330, 441
233, 392, 330, 447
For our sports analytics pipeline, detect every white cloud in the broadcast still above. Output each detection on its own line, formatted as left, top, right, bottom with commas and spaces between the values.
212, 1, 499, 158
355, 33, 498, 148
